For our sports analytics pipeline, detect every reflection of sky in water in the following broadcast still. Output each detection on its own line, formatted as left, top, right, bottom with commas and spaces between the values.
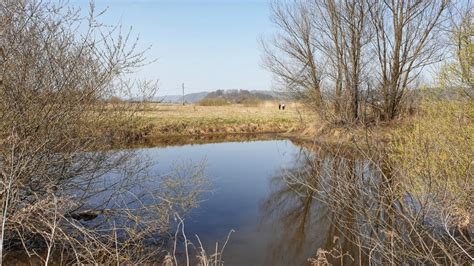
142, 140, 308, 265
73, 140, 368, 265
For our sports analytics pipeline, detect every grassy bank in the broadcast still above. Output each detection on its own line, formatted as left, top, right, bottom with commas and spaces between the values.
125, 102, 314, 141
111, 101, 401, 147
110, 99, 472, 155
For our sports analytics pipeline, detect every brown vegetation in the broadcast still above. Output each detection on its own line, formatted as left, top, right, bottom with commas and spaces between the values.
278, 110, 472, 264
0, 0, 472, 264
130, 102, 313, 140
263, 1, 473, 264
0, 1, 210, 264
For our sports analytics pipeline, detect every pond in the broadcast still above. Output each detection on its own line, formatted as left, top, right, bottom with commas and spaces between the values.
5, 138, 467, 265
140, 139, 338, 266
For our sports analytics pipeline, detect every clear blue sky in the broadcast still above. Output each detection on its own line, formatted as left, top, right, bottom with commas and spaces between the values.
71, 0, 273, 96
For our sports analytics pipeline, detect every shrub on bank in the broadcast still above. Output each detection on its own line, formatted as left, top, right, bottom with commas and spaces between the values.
390, 99, 473, 211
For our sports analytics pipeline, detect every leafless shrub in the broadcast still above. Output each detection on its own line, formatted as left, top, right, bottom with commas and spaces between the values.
0, 0, 214, 264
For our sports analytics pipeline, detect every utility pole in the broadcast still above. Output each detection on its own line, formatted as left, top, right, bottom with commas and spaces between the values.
182, 83, 185, 106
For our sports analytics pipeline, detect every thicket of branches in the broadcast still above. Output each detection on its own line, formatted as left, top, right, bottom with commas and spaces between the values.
274, 141, 472, 265
0, 0, 212, 264
263, 1, 472, 264
263, 0, 470, 124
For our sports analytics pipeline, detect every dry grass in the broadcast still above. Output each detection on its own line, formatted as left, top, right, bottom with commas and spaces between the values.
132, 101, 315, 137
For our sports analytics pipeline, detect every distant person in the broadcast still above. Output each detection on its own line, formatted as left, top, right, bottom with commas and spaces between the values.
278, 103, 281, 110
281, 103, 286, 110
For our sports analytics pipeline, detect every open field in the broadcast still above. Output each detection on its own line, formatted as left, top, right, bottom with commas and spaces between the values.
131, 101, 315, 139
117, 101, 409, 147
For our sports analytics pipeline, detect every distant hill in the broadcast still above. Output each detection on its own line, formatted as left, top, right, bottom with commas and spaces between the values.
159, 92, 208, 103
158, 90, 280, 103
203, 89, 275, 103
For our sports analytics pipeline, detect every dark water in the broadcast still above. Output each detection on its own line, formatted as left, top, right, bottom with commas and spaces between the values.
140, 140, 336, 266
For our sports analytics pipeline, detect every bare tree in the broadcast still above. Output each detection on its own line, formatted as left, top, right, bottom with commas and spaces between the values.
367, 0, 450, 120
310, 0, 372, 123
264, 0, 451, 122
261, 0, 324, 115
263, 0, 372, 123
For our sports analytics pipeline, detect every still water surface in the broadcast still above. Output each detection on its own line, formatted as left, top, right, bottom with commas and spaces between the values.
141, 140, 334, 266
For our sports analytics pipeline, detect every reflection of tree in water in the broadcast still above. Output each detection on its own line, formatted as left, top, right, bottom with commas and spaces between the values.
263, 141, 473, 265
260, 145, 367, 266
